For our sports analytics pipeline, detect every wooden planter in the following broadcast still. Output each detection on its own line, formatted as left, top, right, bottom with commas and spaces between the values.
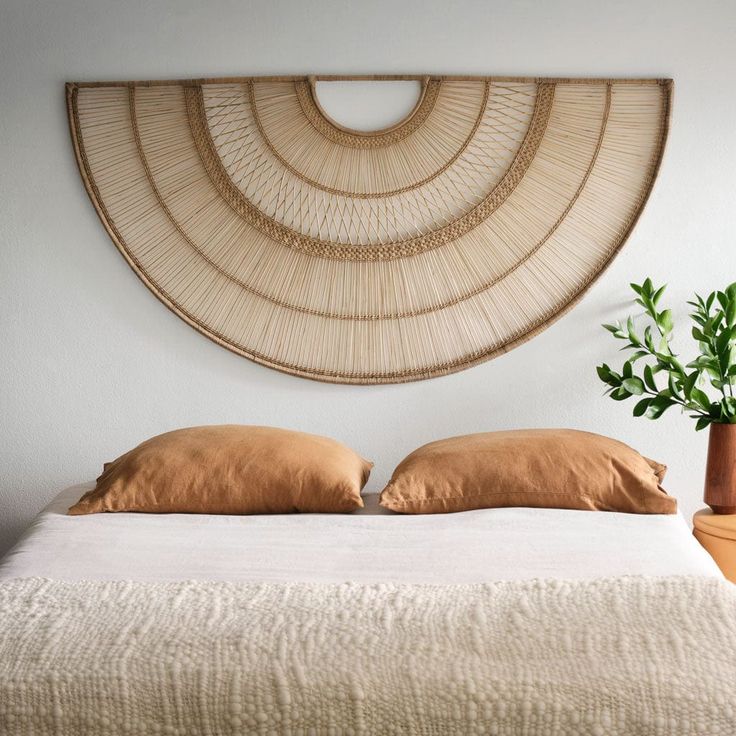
704, 423, 736, 514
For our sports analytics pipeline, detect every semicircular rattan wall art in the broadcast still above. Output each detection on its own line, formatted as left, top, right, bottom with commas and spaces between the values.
67, 75, 671, 384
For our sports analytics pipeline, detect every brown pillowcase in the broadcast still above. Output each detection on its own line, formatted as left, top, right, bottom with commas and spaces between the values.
379, 429, 675, 515
69, 425, 372, 515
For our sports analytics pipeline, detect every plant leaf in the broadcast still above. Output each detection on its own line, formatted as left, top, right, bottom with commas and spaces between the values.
628, 350, 649, 363
716, 328, 731, 355
644, 326, 655, 352
691, 387, 711, 411
622, 377, 645, 395
610, 387, 632, 401
643, 364, 657, 392
682, 371, 699, 400
692, 326, 706, 342
626, 317, 641, 347
657, 309, 674, 335
727, 298, 736, 328
717, 291, 729, 313
646, 396, 675, 419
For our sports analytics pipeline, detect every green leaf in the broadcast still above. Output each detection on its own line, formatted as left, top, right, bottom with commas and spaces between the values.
629, 282, 643, 295
695, 416, 711, 431
644, 326, 656, 352
657, 309, 674, 335
626, 317, 641, 347
610, 387, 632, 401
622, 360, 633, 379
602, 322, 622, 335
643, 364, 657, 392
596, 364, 612, 383
622, 377, 645, 395
691, 313, 707, 327
687, 355, 716, 371
633, 398, 652, 417
642, 277, 653, 295
652, 285, 667, 305
646, 396, 675, 419
691, 387, 711, 411
716, 328, 731, 355
710, 403, 725, 419
682, 371, 699, 400
628, 350, 649, 363
692, 326, 707, 342
726, 299, 736, 328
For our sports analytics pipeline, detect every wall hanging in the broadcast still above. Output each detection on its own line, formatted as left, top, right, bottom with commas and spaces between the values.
67, 75, 671, 383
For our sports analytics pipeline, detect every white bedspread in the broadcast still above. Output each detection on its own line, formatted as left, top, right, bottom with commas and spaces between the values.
1, 575, 735, 735
0, 484, 721, 583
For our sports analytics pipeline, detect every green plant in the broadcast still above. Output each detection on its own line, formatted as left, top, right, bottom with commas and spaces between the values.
597, 279, 736, 430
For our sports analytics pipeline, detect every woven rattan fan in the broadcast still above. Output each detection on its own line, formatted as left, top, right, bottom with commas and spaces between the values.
67, 75, 671, 383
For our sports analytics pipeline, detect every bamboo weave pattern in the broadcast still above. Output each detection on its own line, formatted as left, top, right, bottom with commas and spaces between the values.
67, 76, 671, 383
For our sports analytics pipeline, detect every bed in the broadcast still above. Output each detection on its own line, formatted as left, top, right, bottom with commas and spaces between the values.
1, 484, 735, 735
0, 484, 722, 584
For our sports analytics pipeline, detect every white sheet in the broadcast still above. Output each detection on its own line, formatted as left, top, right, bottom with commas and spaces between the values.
0, 483, 721, 583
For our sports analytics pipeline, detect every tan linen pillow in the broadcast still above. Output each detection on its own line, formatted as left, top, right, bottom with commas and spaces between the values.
379, 429, 675, 515
69, 425, 372, 515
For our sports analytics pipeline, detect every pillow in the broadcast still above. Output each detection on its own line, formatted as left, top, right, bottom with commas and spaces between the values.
69, 425, 372, 515
379, 429, 675, 515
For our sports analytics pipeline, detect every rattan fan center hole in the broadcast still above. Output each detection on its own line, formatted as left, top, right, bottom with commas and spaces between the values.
310, 79, 425, 135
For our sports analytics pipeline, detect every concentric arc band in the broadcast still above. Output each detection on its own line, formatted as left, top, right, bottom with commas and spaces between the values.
185, 83, 555, 261
246, 81, 490, 198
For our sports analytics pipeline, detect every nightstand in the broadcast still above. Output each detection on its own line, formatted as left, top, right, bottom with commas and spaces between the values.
693, 509, 736, 582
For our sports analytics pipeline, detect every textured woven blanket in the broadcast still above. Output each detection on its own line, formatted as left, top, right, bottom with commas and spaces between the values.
1, 576, 735, 735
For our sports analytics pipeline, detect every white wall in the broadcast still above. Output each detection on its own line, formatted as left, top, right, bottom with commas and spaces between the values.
2, 0, 735, 554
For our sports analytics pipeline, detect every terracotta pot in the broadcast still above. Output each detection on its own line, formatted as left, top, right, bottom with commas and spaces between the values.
704, 423, 736, 514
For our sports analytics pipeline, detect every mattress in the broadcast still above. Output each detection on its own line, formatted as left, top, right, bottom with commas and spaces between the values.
0, 483, 721, 583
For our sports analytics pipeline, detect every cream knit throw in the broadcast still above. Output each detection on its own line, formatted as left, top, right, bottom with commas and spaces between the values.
1, 576, 735, 735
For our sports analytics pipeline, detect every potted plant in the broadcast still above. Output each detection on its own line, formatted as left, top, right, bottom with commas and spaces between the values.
597, 279, 736, 513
